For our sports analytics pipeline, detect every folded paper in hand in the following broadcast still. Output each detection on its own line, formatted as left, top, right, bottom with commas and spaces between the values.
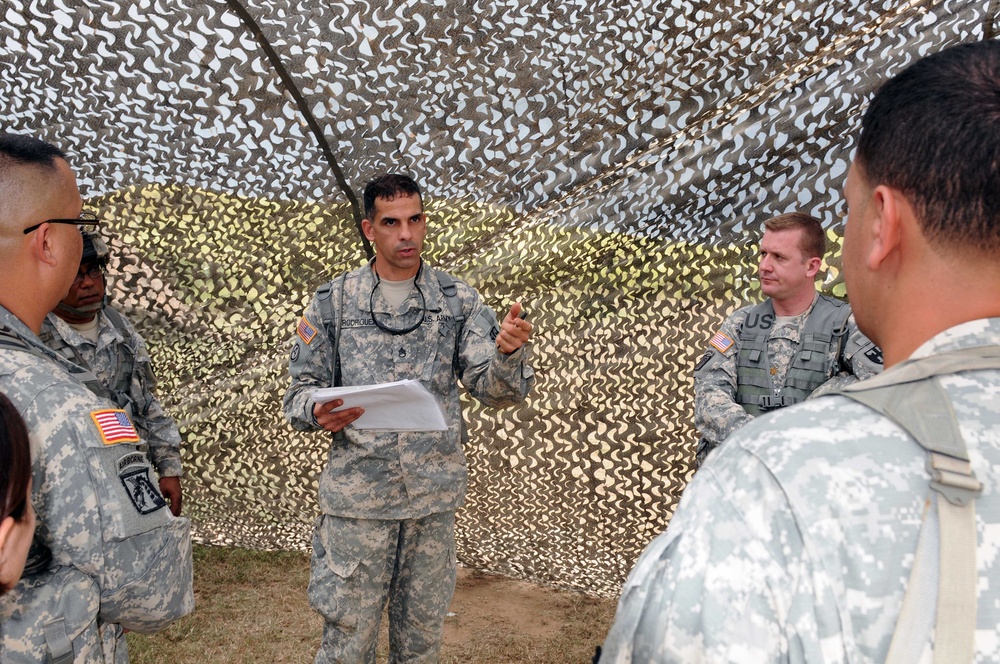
309, 379, 448, 431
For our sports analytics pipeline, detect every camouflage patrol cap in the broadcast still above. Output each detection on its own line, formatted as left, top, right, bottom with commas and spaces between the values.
81, 229, 109, 267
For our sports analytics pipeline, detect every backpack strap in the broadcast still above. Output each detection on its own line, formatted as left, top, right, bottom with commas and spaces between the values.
0, 323, 114, 402
836, 345, 1000, 663
101, 307, 138, 417
433, 269, 466, 372
316, 275, 346, 440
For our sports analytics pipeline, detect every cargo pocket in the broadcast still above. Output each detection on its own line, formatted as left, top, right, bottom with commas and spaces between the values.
307, 515, 382, 630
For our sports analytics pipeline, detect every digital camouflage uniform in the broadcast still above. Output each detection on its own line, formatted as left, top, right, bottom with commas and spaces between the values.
40, 308, 183, 479
693, 294, 882, 465
602, 317, 1000, 663
283, 262, 534, 664
0, 305, 194, 663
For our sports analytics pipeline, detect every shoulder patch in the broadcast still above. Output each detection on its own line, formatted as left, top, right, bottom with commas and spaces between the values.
297, 316, 318, 344
117, 452, 167, 515
864, 345, 884, 365
91, 409, 141, 445
694, 350, 713, 371
709, 331, 734, 354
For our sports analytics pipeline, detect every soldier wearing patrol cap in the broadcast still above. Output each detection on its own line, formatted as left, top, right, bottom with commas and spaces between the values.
692, 212, 883, 467
40, 230, 184, 517
284, 173, 534, 663
0, 132, 193, 663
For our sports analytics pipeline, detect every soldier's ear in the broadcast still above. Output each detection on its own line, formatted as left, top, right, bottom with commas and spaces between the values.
0, 515, 13, 566
868, 184, 903, 271
362, 218, 376, 242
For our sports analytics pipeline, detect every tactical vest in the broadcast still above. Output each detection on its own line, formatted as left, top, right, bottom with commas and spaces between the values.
735, 295, 851, 415
38, 308, 136, 416
316, 267, 466, 387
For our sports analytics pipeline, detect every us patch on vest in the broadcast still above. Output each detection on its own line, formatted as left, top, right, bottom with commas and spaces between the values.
91, 409, 141, 445
117, 452, 167, 515
709, 331, 734, 354
297, 316, 318, 344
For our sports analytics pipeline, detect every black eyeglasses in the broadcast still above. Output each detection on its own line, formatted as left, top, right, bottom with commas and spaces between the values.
23, 211, 101, 235
72, 265, 105, 285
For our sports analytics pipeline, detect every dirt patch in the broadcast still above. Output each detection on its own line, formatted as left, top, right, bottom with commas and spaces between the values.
446, 567, 567, 643
128, 546, 617, 664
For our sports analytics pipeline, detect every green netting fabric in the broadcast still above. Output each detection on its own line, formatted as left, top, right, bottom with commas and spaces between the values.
1, 0, 995, 596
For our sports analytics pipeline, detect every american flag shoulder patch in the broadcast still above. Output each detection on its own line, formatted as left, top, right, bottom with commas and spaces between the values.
709, 331, 734, 354
91, 409, 141, 445
297, 316, 318, 344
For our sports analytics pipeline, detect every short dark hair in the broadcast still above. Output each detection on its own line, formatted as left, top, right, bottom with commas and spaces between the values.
764, 212, 826, 259
0, 132, 65, 174
856, 40, 1000, 254
363, 174, 422, 220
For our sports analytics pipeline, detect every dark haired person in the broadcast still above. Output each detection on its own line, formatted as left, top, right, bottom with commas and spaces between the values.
0, 392, 34, 596
284, 173, 534, 663
0, 132, 193, 662
602, 40, 1000, 662
40, 230, 184, 516
693, 212, 882, 466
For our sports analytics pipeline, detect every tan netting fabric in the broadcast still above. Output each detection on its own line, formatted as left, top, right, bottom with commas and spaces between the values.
2, 0, 995, 597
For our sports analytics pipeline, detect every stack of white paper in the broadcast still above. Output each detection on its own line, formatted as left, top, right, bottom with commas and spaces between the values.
309, 379, 448, 431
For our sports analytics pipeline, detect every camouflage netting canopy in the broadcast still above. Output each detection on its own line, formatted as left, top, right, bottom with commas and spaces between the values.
2, 0, 997, 597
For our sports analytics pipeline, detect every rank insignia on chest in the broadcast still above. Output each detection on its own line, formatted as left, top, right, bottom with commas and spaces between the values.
709, 331, 733, 354
297, 316, 318, 344
91, 409, 141, 445
770, 367, 778, 375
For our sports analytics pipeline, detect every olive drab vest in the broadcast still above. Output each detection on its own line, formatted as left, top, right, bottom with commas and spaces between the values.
735, 295, 851, 415
37, 307, 137, 417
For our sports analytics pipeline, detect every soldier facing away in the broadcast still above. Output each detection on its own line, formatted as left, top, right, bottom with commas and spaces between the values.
0, 132, 193, 663
692, 212, 882, 466
284, 173, 534, 663
602, 39, 1000, 662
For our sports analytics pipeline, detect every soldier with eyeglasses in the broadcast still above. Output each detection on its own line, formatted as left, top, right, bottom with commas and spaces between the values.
0, 132, 192, 663
39, 230, 184, 518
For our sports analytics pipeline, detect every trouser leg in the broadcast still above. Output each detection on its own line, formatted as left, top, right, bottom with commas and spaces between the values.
309, 515, 397, 664
386, 511, 457, 664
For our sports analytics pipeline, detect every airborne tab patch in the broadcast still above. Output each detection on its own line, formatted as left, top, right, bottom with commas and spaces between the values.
117, 453, 167, 515
91, 409, 141, 445
709, 331, 734, 354
297, 316, 318, 344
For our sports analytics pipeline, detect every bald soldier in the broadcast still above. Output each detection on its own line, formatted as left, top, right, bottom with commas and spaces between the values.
602, 40, 1000, 662
0, 133, 193, 663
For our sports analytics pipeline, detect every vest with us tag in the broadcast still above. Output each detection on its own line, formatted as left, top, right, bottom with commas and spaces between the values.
735, 294, 851, 415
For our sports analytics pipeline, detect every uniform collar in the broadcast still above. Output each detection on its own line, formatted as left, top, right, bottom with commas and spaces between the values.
909, 317, 1000, 360
354, 259, 445, 316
